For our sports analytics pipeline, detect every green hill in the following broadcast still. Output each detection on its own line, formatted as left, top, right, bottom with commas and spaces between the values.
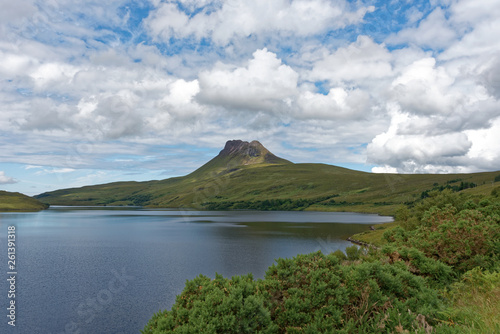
0, 191, 50, 212
35, 140, 500, 215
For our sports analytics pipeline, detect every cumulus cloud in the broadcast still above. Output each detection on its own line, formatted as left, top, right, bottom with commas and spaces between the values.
361, 0, 500, 173
308, 36, 393, 85
0, 171, 17, 184
197, 48, 298, 113
369, 123, 500, 173
448, 0, 500, 27
146, 0, 374, 45
296, 88, 372, 120
464, 116, 500, 166
366, 53, 500, 173
150, 78, 206, 129
439, 0, 500, 61
20, 98, 76, 131
387, 8, 457, 49
366, 110, 475, 173
480, 57, 500, 99
389, 57, 462, 117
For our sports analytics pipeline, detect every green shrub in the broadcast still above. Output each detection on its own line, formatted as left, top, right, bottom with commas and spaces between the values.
381, 245, 455, 288
388, 192, 500, 273
142, 273, 277, 334
143, 252, 447, 333
263, 252, 445, 333
406, 206, 499, 272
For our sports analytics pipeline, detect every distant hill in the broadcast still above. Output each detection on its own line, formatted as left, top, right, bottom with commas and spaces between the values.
191, 140, 292, 176
0, 191, 49, 212
35, 140, 500, 215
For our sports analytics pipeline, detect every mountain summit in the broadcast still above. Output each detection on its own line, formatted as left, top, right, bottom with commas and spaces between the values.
220, 140, 264, 157
219, 140, 290, 164
193, 140, 292, 175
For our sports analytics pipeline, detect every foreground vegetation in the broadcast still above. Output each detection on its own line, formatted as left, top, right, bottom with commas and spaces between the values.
0, 190, 49, 212
142, 189, 499, 333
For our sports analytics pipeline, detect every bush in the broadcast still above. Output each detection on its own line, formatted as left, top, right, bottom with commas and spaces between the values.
381, 245, 455, 288
389, 191, 500, 273
143, 252, 447, 333
263, 252, 445, 333
142, 273, 277, 334
387, 205, 499, 273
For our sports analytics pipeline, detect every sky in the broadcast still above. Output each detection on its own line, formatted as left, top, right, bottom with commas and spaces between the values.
1, 0, 500, 196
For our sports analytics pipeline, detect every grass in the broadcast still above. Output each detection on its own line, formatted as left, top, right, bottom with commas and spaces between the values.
438, 269, 500, 333
0, 191, 49, 212
337, 217, 500, 334
35, 159, 500, 216
348, 221, 399, 247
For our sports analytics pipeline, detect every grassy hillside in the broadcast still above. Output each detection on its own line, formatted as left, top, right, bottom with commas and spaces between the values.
0, 191, 49, 212
35, 162, 500, 215
34, 140, 500, 215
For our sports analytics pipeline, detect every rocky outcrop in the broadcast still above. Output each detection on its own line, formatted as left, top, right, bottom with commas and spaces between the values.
217, 140, 291, 166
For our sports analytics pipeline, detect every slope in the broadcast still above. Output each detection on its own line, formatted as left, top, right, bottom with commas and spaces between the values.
0, 191, 50, 212
34, 140, 500, 215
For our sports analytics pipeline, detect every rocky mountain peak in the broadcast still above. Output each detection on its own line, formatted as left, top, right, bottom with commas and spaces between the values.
215, 139, 291, 166
220, 140, 267, 157
189, 140, 292, 176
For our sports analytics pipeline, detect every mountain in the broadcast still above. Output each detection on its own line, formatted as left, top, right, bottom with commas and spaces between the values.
0, 191, 49, 212
35, 140, 500, 215
192, 140, 291, 176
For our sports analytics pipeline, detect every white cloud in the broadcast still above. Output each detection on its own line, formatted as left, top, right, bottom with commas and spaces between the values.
150, 78, 206, 128
464, 116, 500, 170
25, 165, 43, 170
365, 27, 500, 173
0, 51, 38, 77
0, 171, 17, 184
371, 166, 398, 173
438, 0, 500, 61
387, 8, 457, 49
2, 43, 209, 140
367, 110, 474, 173
441, 20, 500, 62
389, 57, 461, 116
480, 57, 500, 99
197, 48, 298, 112
30, 62, 79, 91
405, 7, 424, 25
296, 87, 372, 120
0, 0, 36, 37
308, 36, 393, 85
146, 0, 374, 45
448, 0, 500, 26
35, 168, 76, 175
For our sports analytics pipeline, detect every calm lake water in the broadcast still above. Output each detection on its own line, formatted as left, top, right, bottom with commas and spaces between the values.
0, 207, 392, 334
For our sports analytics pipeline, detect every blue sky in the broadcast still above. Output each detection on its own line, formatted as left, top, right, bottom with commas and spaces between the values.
1, 0, 500, 196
